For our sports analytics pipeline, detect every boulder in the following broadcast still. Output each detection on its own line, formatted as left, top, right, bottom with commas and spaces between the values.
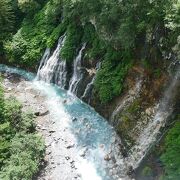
104, 154, 111, 161
99, 144, 104, 149
63, 99, 67, 104
65, 156, 70, 160
49, 130, 56, 133
145, 107, 153, 116
72, 117, 78, 122
35, 110, 49, 116
79, 147, 88, 157
66, 143, 75, 149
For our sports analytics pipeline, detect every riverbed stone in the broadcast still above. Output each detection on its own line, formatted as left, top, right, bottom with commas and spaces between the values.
35, 110, 50, 116
104, 154, 111, 161
65, 156, 70, 160
66, 143, 75, 149
72, 117, 78, 122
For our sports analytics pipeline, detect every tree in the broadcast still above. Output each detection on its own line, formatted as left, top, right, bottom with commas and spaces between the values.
0, 0, 14, 41
161, 120, 180, 180
18, 0, 40, 14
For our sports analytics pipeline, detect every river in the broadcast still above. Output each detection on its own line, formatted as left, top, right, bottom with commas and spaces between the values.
0, 64, 129, 180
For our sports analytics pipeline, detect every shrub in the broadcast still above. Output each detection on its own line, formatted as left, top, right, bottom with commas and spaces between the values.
161, 119, 180, 180
95, 47, 132, 103
46, 22, 67, 48
4, 0, 64, 67
0, 84, 45, 178
60, 23, 83, 62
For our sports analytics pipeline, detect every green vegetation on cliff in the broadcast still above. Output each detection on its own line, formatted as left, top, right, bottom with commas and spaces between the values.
0, 82, 45, 179
137, 116, 180, 180
161, 119, 180, 180
0, 0, 179, 102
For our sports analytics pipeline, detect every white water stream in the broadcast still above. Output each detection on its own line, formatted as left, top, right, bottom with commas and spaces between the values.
68, 44, 86, 95
37, 35, 67, 88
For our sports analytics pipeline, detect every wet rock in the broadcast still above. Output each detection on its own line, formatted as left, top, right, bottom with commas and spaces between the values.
63, 99, 67, 104
42, 127, 47, 131
45, 142, 51, 147
70, 160, 75, 164
72, 117, 77, 122
34, 110, 49, 116
111, 156, 117, 163
79, 147, 88, 157
127, 166, 135, 176
104, 154, 111, 161
52, 165, 56, 168
83, 118, 88, 121
66, 143, 75, 149
65, 156, 70, 160
145, 108, 153, 116
46, 150, 51, 155
129, 89, 136, 95
86, 124, 91, 129
49, 130, 56, 133
7, 87, 12, 91
99, 144, 104, 149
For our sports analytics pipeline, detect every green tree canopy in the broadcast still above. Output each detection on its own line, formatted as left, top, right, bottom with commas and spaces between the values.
18, 0, 40, 14
0, 0, 14, 41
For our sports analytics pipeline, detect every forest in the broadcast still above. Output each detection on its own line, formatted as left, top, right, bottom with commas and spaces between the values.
0, 0, 179, 180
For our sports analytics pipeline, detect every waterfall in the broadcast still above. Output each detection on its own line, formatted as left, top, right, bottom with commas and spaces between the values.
37, 48, 50, 76
68, 44, 86, 94
126, 67, 180, 169
53, 60, 67, 89
36, 35, 67, 88
81, 62, 101, 103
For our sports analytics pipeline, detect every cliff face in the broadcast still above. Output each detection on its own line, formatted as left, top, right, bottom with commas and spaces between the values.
35, 31, 179, 157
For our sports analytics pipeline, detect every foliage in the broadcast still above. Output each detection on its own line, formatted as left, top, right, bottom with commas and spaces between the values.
95, 48, 132, 103
1, 133, 44, 180
18, 0, 41, 15
4, 0, 63, 66
0, 84, 45, 178
60, 23, 83, 61
2, 0, 180, 101
127, 99, 141, 114
46, 22, 67, 47
164, 0, 180, 31
116, 99, 141, 147
0, 84, 5, 120
0, 0, 14, 50
161, 119, 180, 180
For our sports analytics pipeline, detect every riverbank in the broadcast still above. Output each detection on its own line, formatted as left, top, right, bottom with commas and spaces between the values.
1, 71, 130, 180
2, 73, 81, 180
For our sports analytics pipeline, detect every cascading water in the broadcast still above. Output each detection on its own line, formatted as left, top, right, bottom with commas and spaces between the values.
126, 67, 180, 169
36, 35, 67, 88
53, 60, 67, 89
81, 62, 101, 103
36, 48, 50, 78
68, 44, 86, 95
